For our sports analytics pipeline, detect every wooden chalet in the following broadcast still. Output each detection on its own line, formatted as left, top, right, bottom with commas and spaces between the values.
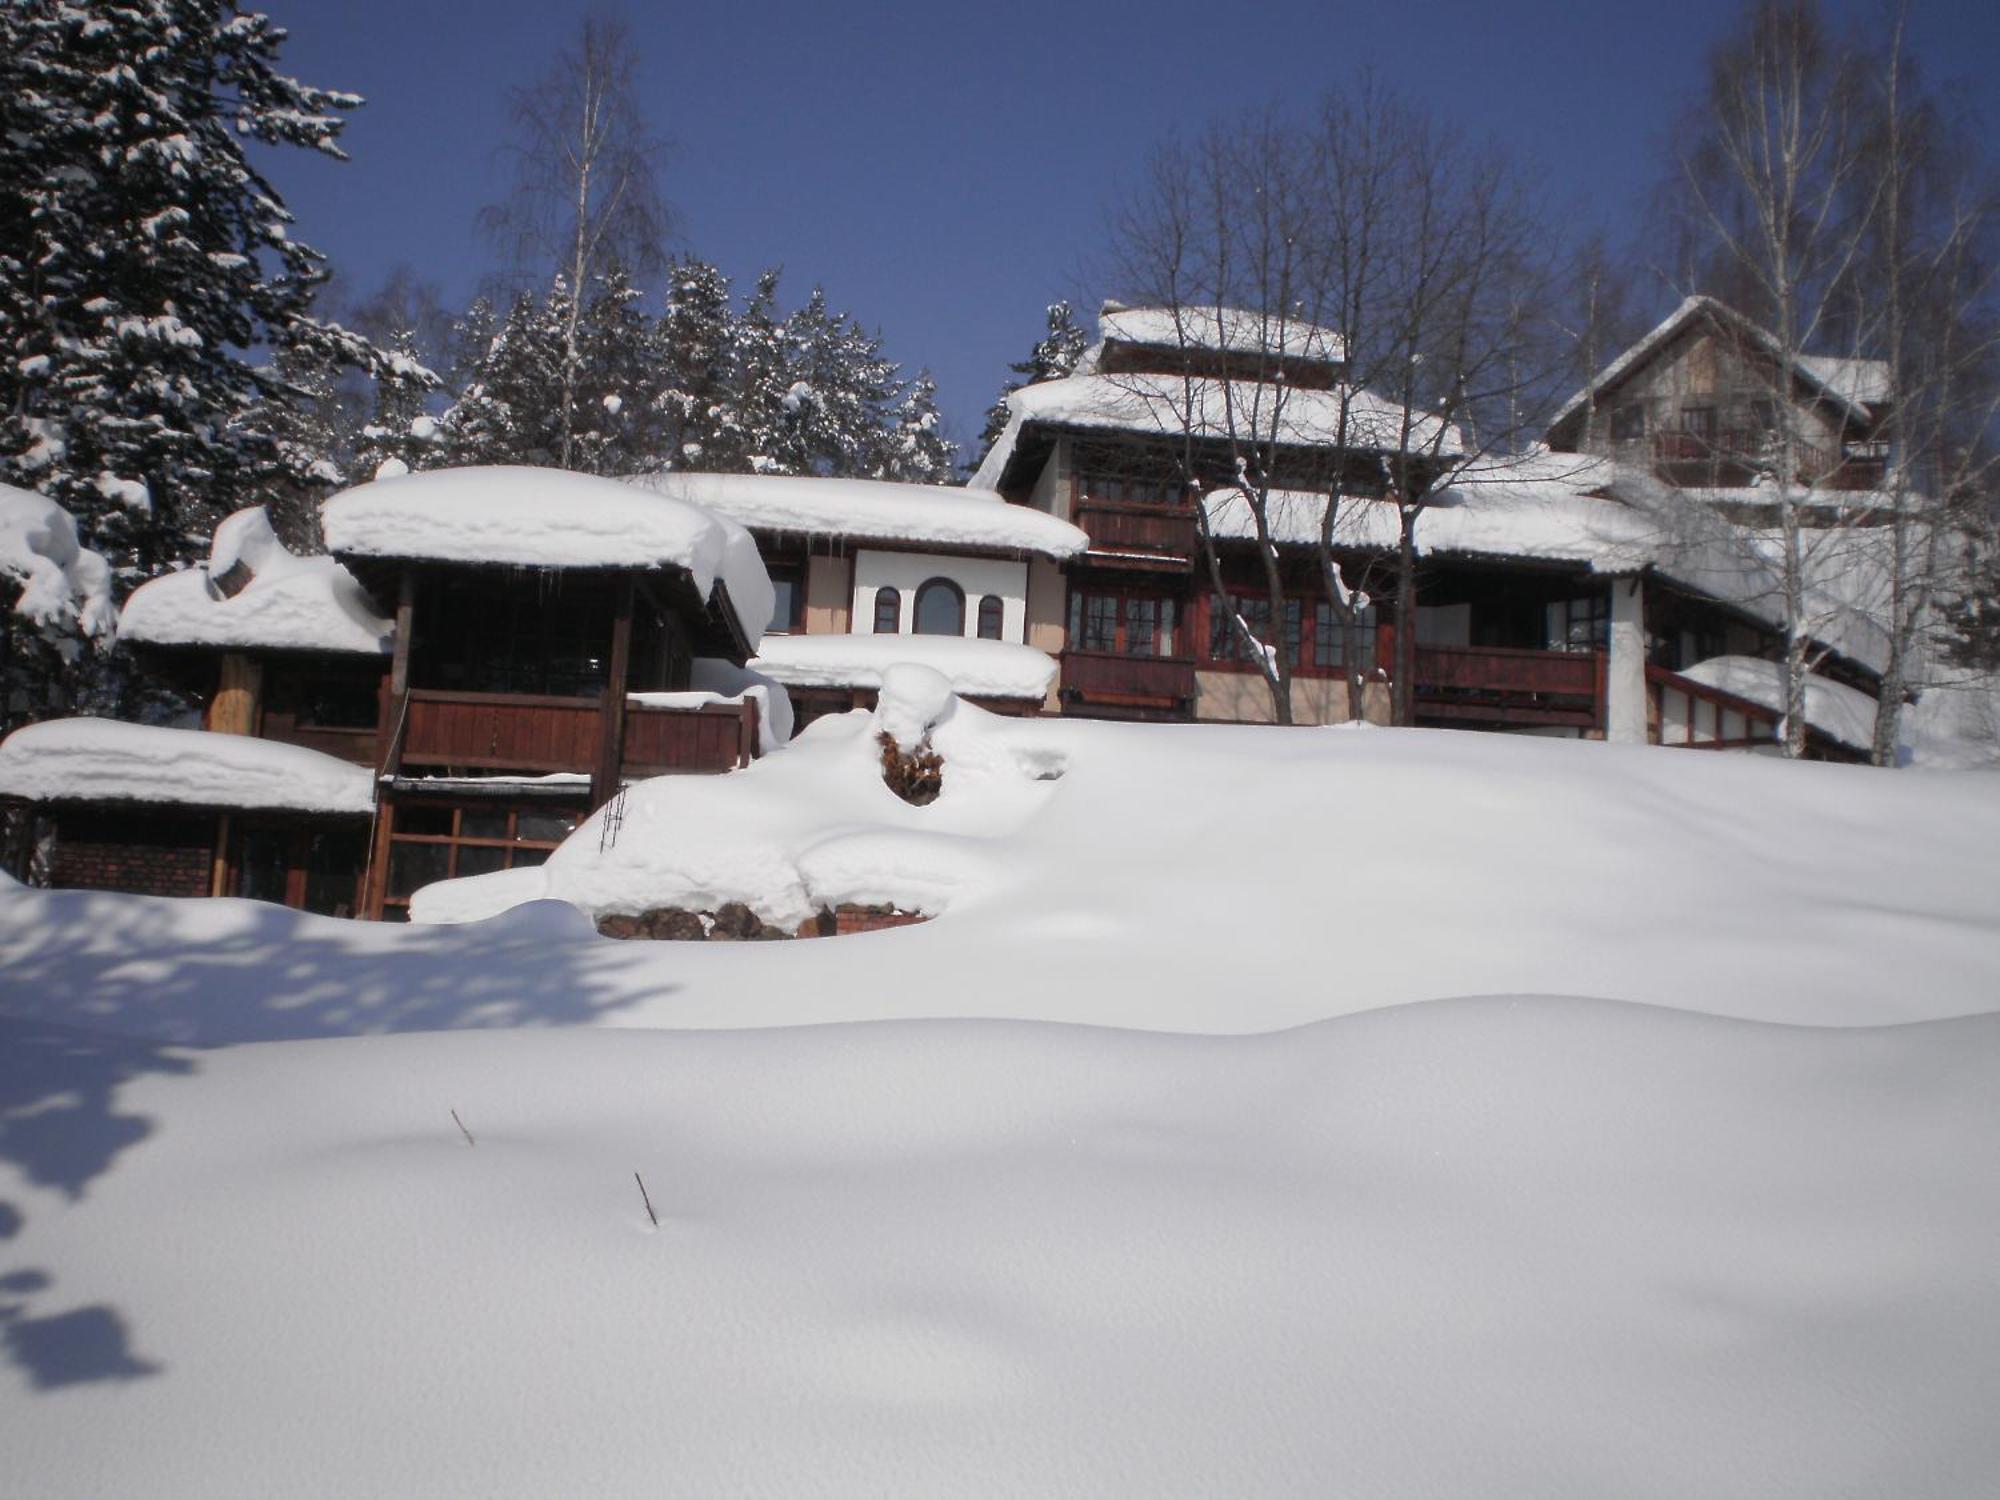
5, 467, 776, 919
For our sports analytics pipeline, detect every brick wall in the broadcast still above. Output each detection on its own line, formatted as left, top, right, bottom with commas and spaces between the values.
50, 808, 215, 898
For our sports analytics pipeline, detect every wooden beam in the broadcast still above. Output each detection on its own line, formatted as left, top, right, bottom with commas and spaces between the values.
591, 575, 636, 808
388, 567, 415, 699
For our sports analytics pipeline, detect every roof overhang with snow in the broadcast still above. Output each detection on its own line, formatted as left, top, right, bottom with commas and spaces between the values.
750, 634, 1058, 702
321, 465, 776, 652
628, 472, 1088, 561
0, 718, 377, 815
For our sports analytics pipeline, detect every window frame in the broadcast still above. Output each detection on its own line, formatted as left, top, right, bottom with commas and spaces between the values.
383, 801, 582, 915
976, 594, 1005, 641
913, 577, 967, 637
872, 586, 901, 634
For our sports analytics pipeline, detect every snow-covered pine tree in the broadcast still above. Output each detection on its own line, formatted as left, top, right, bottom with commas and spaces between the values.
567, 269, 656, 476
0, 1, 381, 586
231, 328, 353, 549
439, 288, 568, 468
650, 258, 736, 472
353, 327, 443, 480
777, 288, 900, 477
974, 300, 1088, 463
875, 370, 958, 484
711, 269, 791, 475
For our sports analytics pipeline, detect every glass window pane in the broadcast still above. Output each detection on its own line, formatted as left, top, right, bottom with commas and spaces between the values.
1081, 595, 1118, 653
395, 804, 454, 837
235, 828, 289, 904
1126, 598, 1159, 657
387, 841, 450, 899
873, 587, 900, 634
913, 579, 965, 636
514, 810, 576, 844
977, 595, 1004, 641
460, 808, 510, 841
454, 844, 508, 878
301, 830, 365, 917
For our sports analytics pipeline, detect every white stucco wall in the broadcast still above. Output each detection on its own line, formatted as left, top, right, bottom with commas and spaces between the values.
851, 549, 1031, 642
1606, 576, 1648, 745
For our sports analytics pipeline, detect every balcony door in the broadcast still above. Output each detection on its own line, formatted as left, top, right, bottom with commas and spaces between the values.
1068, 590, 1179, 657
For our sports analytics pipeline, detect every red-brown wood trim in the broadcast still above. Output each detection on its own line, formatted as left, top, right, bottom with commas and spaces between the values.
591, 577, 635, 808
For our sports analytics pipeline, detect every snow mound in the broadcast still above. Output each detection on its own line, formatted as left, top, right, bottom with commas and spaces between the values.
0, 483, 114, 638
751, 633, 1057, 701
120, 506, 392, 655
321, 464, 775, 642
875, 662, 955, 748
629, 472, 1087, 558
0, 718, 375, 814
1097, 301, 1347, 362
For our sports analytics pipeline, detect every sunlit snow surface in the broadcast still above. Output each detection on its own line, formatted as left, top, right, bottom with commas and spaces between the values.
2, 717, 1998, 1497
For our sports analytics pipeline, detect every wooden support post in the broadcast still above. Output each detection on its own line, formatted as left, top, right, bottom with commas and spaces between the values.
389, 568, 415, 700
592, 575, 635, 808
361, 795, 395, 921
208, 653, 263, 736
738, 699, 758, 767
209, 812, 232, 898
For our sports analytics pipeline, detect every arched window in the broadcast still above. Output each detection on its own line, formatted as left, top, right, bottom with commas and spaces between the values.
913, 578, 965, 636
872, 587, 901, 634
977, 594, 1004, 641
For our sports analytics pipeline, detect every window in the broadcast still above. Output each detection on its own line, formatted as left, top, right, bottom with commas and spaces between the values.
1750, 398, 1778, 433
227, 824, 366, 916
872, 586, 901, 634
913, 578, 965, 636
383, 801, 581, 915
976, 594, 1004, 641
1209, 594, 1277, 663
1610, 404, 1646, 441
1068, 591, 1177, 656
1312, 601, 1378, 670
413, 571, 612, 699
767, 565, 806, 634
1547, 594, 1609, 653
1679, 405, 1717, 440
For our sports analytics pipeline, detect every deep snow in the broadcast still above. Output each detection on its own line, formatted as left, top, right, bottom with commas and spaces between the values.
2, 709, 1997, 1499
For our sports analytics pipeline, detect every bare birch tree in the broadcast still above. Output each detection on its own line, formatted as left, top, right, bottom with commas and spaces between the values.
1105, 83, 1566, 726
481, 13, 672, 471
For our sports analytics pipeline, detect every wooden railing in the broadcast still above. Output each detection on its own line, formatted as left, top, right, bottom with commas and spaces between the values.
1072, 500, 1198, 560
1060, 649, 1197, 709
1412, 645, 1603, 728
1651, 430, 1837, 482
622, 700, 760, 776
401, 689, 602, 774
1645, 664, 1780, 750
394, 689, 760, 781
259, 714, 378, 766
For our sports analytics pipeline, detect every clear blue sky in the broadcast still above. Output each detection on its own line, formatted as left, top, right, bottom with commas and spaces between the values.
271, 0, 1999, 453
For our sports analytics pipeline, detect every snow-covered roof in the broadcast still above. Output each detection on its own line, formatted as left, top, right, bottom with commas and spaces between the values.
1797, 354, 1893, 408
1677, 655, 1879, 752
972, 371, 1460, 491
627, 472, 1087, 560
1203, 450, 1644, 568
321, 464, 775, 644
120, 506, 393, 656
1202, 449, 1895, 676
1547, 295, 1885, 436
750, 633, 1058, 702
0, 483, 114, 639
0, 718, 376, 814
1096, 303, 1346, 365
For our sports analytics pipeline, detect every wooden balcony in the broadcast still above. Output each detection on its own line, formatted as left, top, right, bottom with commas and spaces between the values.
392, 688, 758, 782
621, 700, 760, 776
1072, 500, 1197, 565
1060, 649, 1196, 715
401, 689, 602, 774
1412, 645, 1603, 729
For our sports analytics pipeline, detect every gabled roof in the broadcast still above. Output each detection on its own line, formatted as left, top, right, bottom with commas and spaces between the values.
1546, 295, 1889, 444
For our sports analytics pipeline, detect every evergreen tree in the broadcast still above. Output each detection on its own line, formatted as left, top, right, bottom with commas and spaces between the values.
353, 327, 444, 480
876, 370, 958, 484
567, 269, 657, 476
0, 1, 381, 585
975, 301, 1088, 463
439, 289, 567, 467
651, 259, 736, 471
712, 269, 791, 474
776, 288, 901, 477
232, 330, 352, 548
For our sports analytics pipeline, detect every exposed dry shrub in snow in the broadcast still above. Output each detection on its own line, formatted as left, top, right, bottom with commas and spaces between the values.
878, 731, 944, 806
